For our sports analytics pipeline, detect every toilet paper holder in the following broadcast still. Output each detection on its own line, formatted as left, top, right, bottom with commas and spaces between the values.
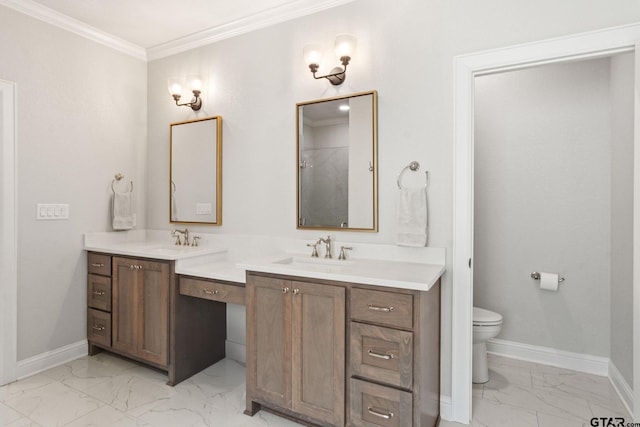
531, 272, 565, 282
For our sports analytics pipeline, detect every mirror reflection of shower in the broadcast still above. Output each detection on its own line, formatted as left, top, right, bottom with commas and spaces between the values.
297, 91, 377, 231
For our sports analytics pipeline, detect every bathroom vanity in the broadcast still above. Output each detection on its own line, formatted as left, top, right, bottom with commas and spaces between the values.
84, 231, 444, 426
240, 253, 443, 427
84, 233, 240, 386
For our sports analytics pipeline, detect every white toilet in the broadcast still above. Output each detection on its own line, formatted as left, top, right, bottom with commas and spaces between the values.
472, 307, 503, 384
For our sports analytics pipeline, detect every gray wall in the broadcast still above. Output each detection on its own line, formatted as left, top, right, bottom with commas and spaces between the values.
0, 6, 147, 360
3, 0, 640, 398
610, 53, 635, 387
474, 54, 635, 388
145, 0, 640, 398
474, 59, 613, 357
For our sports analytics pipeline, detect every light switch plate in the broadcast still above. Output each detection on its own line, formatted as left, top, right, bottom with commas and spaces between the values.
36, 203, 69, 220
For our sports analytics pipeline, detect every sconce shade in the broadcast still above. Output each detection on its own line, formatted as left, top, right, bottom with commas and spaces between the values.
187, 74, 202, 92
167, 77, 183, 96
334, 33, 356, 59
303, 44, 323, 68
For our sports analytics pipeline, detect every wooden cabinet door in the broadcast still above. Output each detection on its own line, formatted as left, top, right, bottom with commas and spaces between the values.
112, 257, 169, 367
291, 281, 345, 426
112, 257, 138, 356
246, 275, 292, 408
137, 259, 169, 367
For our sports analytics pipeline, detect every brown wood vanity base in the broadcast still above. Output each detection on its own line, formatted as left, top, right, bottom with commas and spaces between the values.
86, 252, 242, 386
245, 271, 440, 427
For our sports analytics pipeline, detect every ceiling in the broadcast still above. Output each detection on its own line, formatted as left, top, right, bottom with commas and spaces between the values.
4, 0, 354, 60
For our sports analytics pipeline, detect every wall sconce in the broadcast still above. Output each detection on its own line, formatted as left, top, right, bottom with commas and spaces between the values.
167, 74, 203, 111
303, 34, 357, 85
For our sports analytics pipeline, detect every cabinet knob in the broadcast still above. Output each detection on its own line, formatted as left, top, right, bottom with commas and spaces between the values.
292, 288, 300, 295
282, 287, 290, 294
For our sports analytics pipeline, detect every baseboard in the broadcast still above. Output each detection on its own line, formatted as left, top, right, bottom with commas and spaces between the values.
226, 340, 246, 364
16, 340, 87, 380
608, 360, 634, 417
486, 338, 609, 376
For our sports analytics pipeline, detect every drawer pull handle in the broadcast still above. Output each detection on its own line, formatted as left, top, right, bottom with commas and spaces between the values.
202, 289, 220, 295
92, 325, 105, 332
367, 304, 394, 312
92, 291, 106, 296
91, 263, 104, 268
367, 406, 394, 420
129, 265, 143, 270
368, 349, 394, 360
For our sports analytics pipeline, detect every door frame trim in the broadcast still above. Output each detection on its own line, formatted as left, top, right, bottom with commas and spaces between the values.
452, 23, 640, 423
0, 78, 17, 386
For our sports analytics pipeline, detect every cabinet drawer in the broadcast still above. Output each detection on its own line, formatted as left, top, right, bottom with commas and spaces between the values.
350, 378, 412, 427
87, 308, 111, 348
351, 322, 413, 389
88, 274, 111, 312
88, 253, 111, 276
351, 288, 413, 329
180, 277, 245, 305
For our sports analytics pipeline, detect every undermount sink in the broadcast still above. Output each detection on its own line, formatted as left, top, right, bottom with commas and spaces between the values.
273, 256, 353, 267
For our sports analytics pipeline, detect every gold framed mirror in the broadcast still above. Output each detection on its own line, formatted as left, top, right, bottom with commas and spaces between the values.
170, 116, 222, 225
296, 90, 378, 231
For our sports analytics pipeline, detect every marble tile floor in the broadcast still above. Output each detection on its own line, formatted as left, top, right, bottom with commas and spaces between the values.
0, 352, 631, 427
440, 353, 632, 427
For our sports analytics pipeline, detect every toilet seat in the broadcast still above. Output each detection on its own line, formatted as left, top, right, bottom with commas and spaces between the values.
473, 307, 503, 326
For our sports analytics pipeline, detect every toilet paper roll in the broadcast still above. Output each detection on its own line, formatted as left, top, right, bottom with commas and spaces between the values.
539, 272, 559, 292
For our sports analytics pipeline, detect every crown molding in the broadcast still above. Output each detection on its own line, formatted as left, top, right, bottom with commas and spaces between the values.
1, 0, 355, 62
146, 0, 357, 61
0, 0, 146, 60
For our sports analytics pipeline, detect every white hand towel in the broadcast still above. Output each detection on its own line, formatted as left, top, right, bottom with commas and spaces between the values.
396, 187, 428, 247
112, 191, 134, 230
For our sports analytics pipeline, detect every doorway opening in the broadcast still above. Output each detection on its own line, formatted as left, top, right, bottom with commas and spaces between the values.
452, 25, 640, 424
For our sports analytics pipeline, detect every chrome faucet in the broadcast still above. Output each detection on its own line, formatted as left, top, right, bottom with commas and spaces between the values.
171, 228, 189, 246
338, 246, 352, 260
306, 240, 320, 257
319, 235, 333, 258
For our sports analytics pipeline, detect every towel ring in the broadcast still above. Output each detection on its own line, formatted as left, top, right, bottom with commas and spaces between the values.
112, 173, 133, 194
397, 161, 428, 189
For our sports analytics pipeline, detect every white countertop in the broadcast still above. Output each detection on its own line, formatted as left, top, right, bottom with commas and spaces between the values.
84, 230, 227, 260
237, 253, 444, 292
84, 230, 446, 291
175, 259, 246, 284
84, 240, 227, 261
